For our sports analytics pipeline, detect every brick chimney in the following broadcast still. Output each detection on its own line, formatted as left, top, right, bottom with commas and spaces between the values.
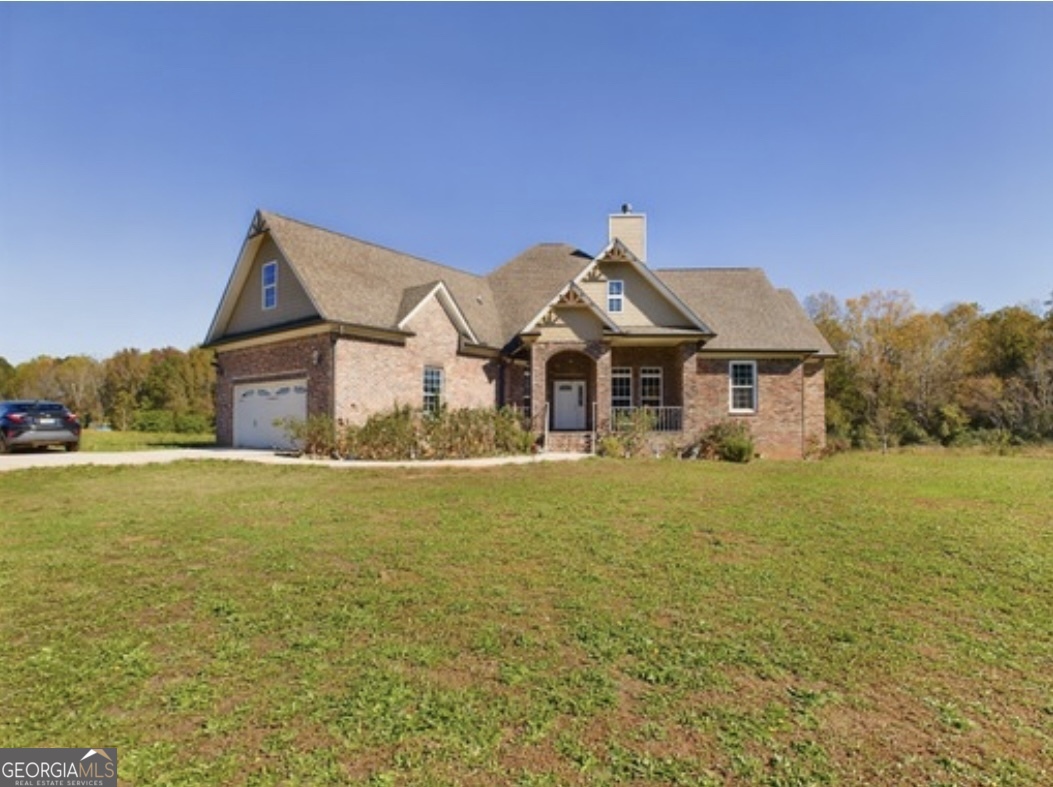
608, 203, 646, 262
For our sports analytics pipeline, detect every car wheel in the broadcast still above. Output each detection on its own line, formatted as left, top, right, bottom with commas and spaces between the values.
0, 436, 8, 454
66, 441, 80, 452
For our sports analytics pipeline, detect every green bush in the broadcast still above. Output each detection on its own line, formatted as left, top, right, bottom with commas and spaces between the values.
596, 434, 628, 458
608, 408, 658, 457
174, 413, 212, 434
277, 414, 339, 457
131, 409, 213, 435
683, 419, 756, 463
279, 406, 534, 461
348, 405, 419, 460
134, 409, 176, 433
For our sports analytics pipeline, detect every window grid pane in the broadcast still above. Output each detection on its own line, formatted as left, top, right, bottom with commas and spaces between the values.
640, 367, 662, 407
611, 367, 632, 408
423, 367, 443, 413
262, 262, 278, 310
607, 280, 624, 313
522, 369, 532, 417
730, 362, 756, 412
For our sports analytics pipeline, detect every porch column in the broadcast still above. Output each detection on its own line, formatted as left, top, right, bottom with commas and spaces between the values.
592, 342, 612, 433
530, 343, 547, 433
680, 342, 699, 435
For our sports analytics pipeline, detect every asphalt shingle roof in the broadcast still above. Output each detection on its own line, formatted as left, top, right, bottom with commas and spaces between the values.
261, 211, 504, 347
656, 268, 836, 356
247, 211, 832, 356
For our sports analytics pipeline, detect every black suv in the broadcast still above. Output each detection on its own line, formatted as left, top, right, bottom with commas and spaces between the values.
0, 400, 82, 452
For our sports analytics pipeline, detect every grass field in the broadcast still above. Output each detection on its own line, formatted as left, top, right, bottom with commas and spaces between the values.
1, 453, 1050, 785
78, 429, 216, 452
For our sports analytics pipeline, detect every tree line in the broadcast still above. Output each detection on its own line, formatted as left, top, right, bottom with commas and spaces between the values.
0, 347, 215, 433
2, 291, 1051, 448
806, 291, 1053, 449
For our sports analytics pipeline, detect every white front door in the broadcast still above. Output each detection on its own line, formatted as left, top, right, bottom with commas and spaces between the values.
552, 380, 587, 430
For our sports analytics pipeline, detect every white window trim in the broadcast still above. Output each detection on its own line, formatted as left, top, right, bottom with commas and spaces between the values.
423, 366, 444, 414
611, 367, 633, 408
640, 367, 663, 408
262, 260, 278, 311
522, 369, 532, 417
729, 361, 758, 414
607, 279, 624, 314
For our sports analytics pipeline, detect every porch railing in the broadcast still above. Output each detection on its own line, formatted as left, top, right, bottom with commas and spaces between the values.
611, 406, 683, 433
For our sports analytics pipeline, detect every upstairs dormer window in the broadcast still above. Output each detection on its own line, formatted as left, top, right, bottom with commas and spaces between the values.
607, 279, 624, 313
262, 261, 278, 310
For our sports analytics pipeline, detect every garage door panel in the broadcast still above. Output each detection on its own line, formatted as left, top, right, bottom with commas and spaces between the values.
233, 379, 307, 449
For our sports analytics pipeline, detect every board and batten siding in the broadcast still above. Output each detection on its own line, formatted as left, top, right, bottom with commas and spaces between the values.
226, 235, 318, 336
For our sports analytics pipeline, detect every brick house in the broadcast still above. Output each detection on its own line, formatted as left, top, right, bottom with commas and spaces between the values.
204, 208, 834, 457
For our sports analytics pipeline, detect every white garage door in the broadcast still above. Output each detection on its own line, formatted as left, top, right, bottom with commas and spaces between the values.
233, 379, 308, 450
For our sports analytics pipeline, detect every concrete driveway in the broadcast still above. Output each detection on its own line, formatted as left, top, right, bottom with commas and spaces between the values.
0, 448, 591, 473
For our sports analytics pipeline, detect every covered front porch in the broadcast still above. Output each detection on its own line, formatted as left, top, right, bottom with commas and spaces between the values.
522, 340, 695, 441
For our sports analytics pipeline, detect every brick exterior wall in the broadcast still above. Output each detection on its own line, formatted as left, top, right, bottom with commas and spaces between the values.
215, 327, 827, 458
332, 295, 497, 426
215, 297, 501, 445
803, 359, 827, 456
529, 340, 611, 432
685, 354, 826, 459
214, 333, 334, 446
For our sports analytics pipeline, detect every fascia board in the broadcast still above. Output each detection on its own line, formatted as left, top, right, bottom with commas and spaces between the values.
397, 281, 480, 345
204, 229, 266, 344
204, 211, 327, 344
588, 241, 715, 335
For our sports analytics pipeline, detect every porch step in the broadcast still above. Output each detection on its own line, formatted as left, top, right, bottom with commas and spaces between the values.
546, 431, 593, 454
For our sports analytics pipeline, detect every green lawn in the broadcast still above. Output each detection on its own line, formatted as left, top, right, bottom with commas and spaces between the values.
79, 429, 216, 451
1, 453, 1050, 785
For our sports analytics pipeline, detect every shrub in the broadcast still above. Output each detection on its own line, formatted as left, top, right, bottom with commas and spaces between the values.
683, 419, 755, 463
596, 434, 628, 458
279, 406, 534, 461
347, 405, 418, 460
134, 409, 176, 433
174, 413, 212, 434
277, 414, 338, 456
607, 408, 658, 457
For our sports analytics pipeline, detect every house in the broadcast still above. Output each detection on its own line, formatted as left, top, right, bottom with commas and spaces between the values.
204, 208, 834, 458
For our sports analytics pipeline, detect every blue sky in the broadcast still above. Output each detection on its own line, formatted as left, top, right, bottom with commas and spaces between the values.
2, 3, 1051, 364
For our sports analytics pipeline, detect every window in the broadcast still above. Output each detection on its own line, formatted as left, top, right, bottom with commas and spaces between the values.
611, 367, 632, 409
640, 367, 662, 408
262, 261, 278, 310
607, 279, 624, 313
729, 361, 757, 413
522, 369, 532, 418
423, 366, 444, 414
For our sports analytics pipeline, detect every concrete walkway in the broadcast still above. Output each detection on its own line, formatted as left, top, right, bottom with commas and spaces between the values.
0, 447, 591, 473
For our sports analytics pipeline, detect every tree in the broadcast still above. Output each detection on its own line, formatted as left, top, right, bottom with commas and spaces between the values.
101, 349, 150, 430
841, 291, 915, 450
0, 357, 14, 399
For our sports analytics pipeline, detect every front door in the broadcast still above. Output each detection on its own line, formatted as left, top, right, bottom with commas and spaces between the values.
552, 380, 587, 430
